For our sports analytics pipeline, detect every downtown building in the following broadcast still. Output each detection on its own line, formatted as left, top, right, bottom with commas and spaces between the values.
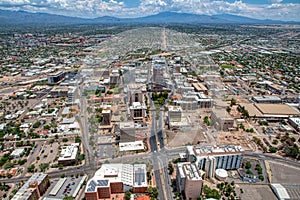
176, 162, 203, 200
85, 164, 148, 200
12, 173, 50, 200
185, 145, 244, 178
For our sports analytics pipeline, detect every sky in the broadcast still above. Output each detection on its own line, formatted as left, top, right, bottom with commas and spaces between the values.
0, 0, 299, 21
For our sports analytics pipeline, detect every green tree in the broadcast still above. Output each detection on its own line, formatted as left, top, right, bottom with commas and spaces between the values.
75, 136, 81, 143
168, 163, 174, 175
230, 98, 237, 106
27, 164, 35, 173
39, 163, 49, 172
269, 147, 278, 153
125, 190, 132, 200
245, 161, 251, 169
62, 138, 68, 143
146, 187, 159, 199
78, 154, 85, 161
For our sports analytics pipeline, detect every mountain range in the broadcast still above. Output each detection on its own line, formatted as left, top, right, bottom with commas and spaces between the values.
0, 10, 297, 25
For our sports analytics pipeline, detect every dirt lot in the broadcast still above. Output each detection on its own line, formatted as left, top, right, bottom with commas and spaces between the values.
166, 127, 206, 147
217, 131, 255, 151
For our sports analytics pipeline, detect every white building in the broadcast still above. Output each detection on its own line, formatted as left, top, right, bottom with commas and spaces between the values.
58, 143, 79, 166
186, 145, 244, 178
168, 106, 182, 122
10, 148, 25, 158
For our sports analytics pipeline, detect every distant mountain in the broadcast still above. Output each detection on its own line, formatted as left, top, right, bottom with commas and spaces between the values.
0, 10, 89, 25
213, 14, 285, 24
129, 12, 231, 24
0, 10, 298, 25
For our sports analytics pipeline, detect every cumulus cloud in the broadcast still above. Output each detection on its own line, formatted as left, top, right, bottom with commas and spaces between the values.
0, 0, 299, 21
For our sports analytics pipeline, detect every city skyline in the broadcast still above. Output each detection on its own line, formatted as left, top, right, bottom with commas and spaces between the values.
0, 0, 300, 21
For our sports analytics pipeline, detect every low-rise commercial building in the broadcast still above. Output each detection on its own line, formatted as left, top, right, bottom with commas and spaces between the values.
239, 103, 299, 120
10, 148, 25, 158
252, 95, 282, 104
58, 143, 79, 166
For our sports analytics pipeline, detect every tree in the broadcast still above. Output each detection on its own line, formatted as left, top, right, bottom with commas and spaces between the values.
272, 139, 278, 145
125, 190, 132, 200
75, 136, 81, 143
226, 107, 231, 113
285, 145, 299, 158
259, 174, 264, 181
78, 154, 85, 161
39, 163, 49, 172
62, 138, 68, 143
27, 164, 35, 173
230, 98, 237, 106
146, 187, 158, 199
32, 121, 41, 128
245, 161, 251, 169
203, 185, 221, 199
204, 116, 211, 126
168, 163, 174, 175
269, 147, 278, 153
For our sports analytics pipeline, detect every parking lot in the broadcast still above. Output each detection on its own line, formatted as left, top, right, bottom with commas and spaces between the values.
45, 176, 86, 199
97, 144, 116, 159
236, 184, 276, 200
270, 162, 300, 184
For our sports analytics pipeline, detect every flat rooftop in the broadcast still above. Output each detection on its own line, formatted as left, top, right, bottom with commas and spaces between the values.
119, 141, 144, 152
255, 103, 299, 115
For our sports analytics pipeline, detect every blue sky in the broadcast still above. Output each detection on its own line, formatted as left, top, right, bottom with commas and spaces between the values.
0, 0, 299, 21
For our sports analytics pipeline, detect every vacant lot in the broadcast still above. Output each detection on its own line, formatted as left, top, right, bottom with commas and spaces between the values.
270, 162, 300, 184
236, 184, 276, 200
166, 128, 206, 147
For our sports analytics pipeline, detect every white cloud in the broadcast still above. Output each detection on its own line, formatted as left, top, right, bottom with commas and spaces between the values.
270, 0, 283, 3
0, 0, 299, 21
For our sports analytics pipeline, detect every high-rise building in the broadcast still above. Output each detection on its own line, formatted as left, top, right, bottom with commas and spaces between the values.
102, 109, 112, 125
168, 106, 182, 122
176, 162, 203, 200
153, 65, 164, 85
